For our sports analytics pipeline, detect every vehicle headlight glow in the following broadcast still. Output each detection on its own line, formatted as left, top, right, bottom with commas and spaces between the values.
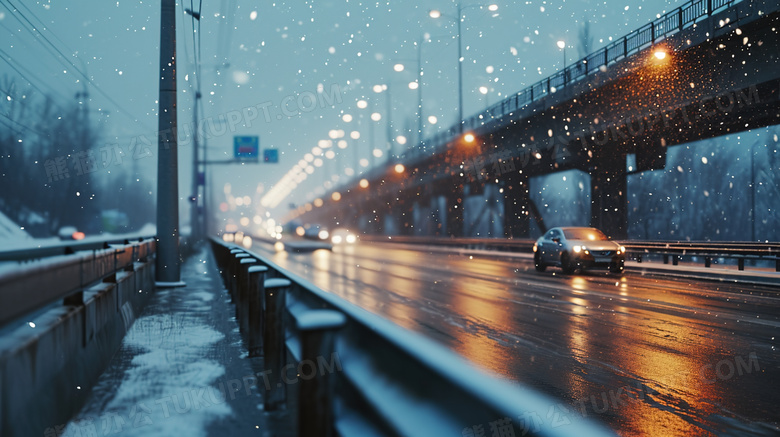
332, 235, 343, 244
573, 245, 582, 253
533, 244, 538, 253
318, 230, 329, 240
346, 234, 357, 244
618, 246, 625, 254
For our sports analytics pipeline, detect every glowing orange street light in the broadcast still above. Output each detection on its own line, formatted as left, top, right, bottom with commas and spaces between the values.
654, 49, 667, 60
463, 133, 476, 143
394, 164, 405, 173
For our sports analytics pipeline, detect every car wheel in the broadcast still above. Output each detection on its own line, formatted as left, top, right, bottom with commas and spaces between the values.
610, 259, 625, 275
534, 253, 547, 272
560, 252, 575, 274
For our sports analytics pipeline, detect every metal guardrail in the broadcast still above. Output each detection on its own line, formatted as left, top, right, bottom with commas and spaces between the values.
627, 241, 780, 271
0, 238, 156, 326
403, 0, 758, 162
210, 237, 616, 437
358, 235, 780, 272
0, 233, 156, 262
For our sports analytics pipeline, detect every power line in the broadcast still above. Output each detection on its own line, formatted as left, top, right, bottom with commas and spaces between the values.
0, 48, 71, 102
0, 112, 49, 137
0, 0, 153, 131
0, 115, 26, 137
14, 0, 79, 61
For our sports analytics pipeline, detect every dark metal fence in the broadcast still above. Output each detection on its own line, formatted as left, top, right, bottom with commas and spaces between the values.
404, 0, 755, 162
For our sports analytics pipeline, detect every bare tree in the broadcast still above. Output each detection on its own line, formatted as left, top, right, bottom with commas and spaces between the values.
578, 20, 594, 61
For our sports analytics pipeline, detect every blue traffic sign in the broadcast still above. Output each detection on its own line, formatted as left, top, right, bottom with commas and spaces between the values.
264, 149, 279, 163
234, 136, 259, 161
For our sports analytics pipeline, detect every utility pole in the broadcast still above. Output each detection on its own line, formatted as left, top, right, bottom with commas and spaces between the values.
456, 1, 464, 133
750, 142, 756, 241
385, 85, 393, 159
416, 34, 424, 147
190, 91, 201, 242
155, 0, 184, 287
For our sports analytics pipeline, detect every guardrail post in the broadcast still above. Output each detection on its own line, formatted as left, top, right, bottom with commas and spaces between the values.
231, 253, 251, 300
704, 256, 711, 268
663, 254, 669, 264
672, 255, 679, 266
296, 310, 346, 437
238, 258, 258, 336
226, 249, 245, 285
264, 278, 291, 411
738, 258, 744, 271
776, 258, 779, 272
247, 265, 268, 357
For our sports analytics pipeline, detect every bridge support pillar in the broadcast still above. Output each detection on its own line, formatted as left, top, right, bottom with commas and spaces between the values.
502, 173, 531, 238
590, 155, 628, 239
370, 201, 385, 234
397, 198, 414, 236
444, 186, 465, 237
429, 196, 445, 236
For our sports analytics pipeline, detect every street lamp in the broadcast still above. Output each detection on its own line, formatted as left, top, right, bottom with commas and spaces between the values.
478, 85, 489, 109
390, 46, 424, 149
429, 2, 498, 133
557, 40, 566, 70
373, 84, 393, 161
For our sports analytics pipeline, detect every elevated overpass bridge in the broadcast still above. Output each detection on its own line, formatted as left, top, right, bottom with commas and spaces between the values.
296, 0, 780, 239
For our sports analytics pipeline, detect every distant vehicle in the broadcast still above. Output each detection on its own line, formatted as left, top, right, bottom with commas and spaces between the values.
533, 227, 625, 275
330, 228, 357, 245
298, 224, 329, 241
58, 226, 85, 241
100, 209, 129, 233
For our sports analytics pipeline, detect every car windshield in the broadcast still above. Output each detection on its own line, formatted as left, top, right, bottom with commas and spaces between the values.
563, 229, 609, 241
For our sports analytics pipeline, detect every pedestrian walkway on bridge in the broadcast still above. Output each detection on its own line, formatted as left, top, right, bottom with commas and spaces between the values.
60, 245, 293, 437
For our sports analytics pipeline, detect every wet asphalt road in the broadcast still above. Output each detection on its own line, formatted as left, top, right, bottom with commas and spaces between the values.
249, 240, 780, 437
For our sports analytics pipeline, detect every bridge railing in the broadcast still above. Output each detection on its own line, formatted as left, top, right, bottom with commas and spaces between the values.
0, 237, 156, 326
211, 237, 616, 437
409, 0, 750, 159
357, 236, 780, 272
627, 241, 780, 270
0, 233, 156, 262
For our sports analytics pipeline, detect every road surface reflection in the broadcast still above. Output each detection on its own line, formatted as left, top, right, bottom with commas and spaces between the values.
251, 241, 779, 436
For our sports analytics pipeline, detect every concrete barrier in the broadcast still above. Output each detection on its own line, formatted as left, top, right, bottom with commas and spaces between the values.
0, 259, 155, 437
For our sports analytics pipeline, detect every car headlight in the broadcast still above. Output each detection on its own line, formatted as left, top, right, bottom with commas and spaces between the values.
346, 234, 356, 244
318, 230, 329, 240
332, 235, 343, 244
533, 244, 538, 253
573, 245, 582, 253
618, 246, 625, 254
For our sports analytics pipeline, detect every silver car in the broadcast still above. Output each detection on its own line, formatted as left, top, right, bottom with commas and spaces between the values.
533, 227, 625, 275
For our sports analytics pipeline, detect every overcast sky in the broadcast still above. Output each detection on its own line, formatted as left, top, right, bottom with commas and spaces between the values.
1, 0, 685, 223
